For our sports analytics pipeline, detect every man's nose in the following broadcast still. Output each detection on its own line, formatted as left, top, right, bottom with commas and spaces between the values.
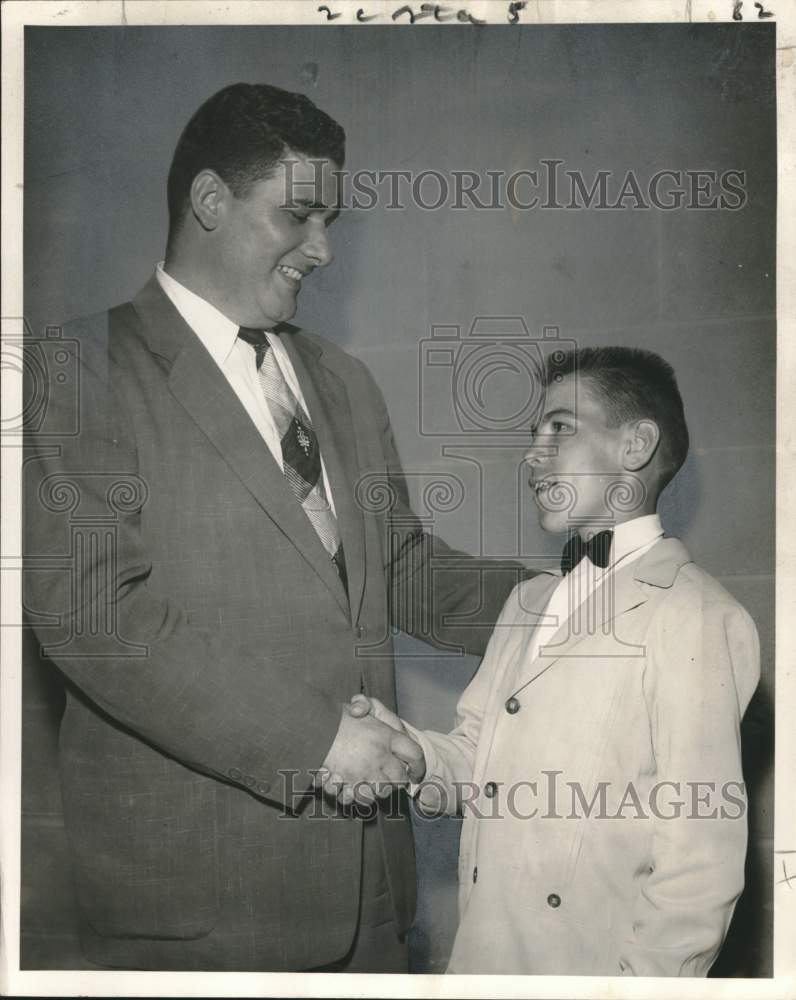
302, 223, 333, 267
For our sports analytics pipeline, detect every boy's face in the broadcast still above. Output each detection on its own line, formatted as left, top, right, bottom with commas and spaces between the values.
525, 373, 638, 535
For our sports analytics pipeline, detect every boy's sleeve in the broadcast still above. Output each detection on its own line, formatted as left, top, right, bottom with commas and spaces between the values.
619, 585, 760, 977
403, 584, 526, 815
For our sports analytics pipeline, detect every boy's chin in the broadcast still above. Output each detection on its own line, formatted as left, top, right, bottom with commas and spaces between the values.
536, 510, 570, 535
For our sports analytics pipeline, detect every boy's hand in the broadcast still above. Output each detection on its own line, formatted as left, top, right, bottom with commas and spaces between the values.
349, 694, 426, 782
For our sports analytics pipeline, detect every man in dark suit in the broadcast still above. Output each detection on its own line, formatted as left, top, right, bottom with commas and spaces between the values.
23, 83, 526, 971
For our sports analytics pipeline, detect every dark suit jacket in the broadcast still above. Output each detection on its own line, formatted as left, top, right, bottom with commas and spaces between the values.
23, 278, 524, 970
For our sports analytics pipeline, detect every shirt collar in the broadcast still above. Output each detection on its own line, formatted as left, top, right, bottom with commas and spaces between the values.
608, 513, 663, 568
156, 262, 242, 366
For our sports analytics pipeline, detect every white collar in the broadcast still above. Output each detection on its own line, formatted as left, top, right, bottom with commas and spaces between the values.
604, 513, 663, 569
156, 262, 243, 367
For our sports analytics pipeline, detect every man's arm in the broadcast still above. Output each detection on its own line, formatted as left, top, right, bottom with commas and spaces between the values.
619, 586, 760, 977
357, 362, 534, 658
23, 343, 411, 808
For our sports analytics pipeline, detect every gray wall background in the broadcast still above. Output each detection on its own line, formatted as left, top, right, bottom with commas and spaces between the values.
22, 24, 775, 974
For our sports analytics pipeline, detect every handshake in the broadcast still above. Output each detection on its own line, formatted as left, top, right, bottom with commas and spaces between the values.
317, 694, 427, 806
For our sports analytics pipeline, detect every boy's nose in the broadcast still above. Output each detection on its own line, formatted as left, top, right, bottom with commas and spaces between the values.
524, 447, 547, 467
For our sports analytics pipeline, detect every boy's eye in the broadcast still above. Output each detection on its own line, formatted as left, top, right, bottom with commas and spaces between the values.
551, 420, 568, 433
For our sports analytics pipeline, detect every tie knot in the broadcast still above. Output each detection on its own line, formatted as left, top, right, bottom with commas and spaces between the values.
561, 529, 614, 575
238, 327, 270, 369
237, 326, 268, 346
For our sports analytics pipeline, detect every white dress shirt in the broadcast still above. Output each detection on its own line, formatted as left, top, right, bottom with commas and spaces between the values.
156, 263, 336, 513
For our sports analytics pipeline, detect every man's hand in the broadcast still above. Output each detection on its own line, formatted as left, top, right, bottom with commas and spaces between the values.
318, 701, 425, 805
348, 693, 426, 782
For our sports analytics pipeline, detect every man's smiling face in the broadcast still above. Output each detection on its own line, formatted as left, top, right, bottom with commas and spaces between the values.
210, 152, 339, 328
525, 373, 632, 535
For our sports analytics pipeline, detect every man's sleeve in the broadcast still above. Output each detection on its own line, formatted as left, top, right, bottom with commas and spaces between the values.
358, 361, 534, 659
23, 340, 341, 808
618, 586, 760, 976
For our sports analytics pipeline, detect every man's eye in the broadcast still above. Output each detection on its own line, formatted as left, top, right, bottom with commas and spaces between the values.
551, 421, 569, 433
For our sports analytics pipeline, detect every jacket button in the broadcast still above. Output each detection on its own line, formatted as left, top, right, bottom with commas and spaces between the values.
256, 781, 271, 795
244, 774, 256, 788
505, 697, 520, 714
356, 624, 366, 638
484, 781, 497, 798
228, 767, 242, 781
473, 866, 478, 883
547, 893, 561, 908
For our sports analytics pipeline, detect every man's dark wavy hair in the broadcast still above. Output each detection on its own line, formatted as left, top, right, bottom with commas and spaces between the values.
545, 346, 690, 490
167, 82, 346, 237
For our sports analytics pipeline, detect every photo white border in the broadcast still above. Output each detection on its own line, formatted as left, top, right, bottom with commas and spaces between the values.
2, 2, 794, 997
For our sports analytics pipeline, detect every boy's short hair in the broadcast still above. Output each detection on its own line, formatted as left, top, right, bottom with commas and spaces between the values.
545, 346, 689, 489
167, 82, 346, 238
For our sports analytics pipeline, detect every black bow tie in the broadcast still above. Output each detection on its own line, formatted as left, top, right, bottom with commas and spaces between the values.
561, 530, 614, 575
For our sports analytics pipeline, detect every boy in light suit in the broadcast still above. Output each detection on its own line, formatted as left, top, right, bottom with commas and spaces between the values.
353, 346, 760, 976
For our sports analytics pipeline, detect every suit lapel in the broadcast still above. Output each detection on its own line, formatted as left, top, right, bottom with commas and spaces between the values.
128, 279, 350, 616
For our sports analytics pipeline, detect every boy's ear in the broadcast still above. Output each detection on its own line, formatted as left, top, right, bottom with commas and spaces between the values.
622, 419, 660, 471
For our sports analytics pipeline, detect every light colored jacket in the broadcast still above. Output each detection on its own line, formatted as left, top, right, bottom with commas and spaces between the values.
410, 538, 760, 976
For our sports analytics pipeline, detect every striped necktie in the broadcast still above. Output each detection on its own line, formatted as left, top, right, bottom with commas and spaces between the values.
238, 327, 347, 592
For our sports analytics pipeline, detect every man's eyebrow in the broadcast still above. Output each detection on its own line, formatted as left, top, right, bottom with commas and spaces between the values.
285, 198, 340, 224
289, 197, 334, 211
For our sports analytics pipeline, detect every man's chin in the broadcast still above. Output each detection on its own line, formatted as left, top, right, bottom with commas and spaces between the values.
255, 303, 297, 328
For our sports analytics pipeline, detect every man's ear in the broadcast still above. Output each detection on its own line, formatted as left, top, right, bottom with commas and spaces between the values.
189, 170, 227, 232
622, 419, 660, 471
